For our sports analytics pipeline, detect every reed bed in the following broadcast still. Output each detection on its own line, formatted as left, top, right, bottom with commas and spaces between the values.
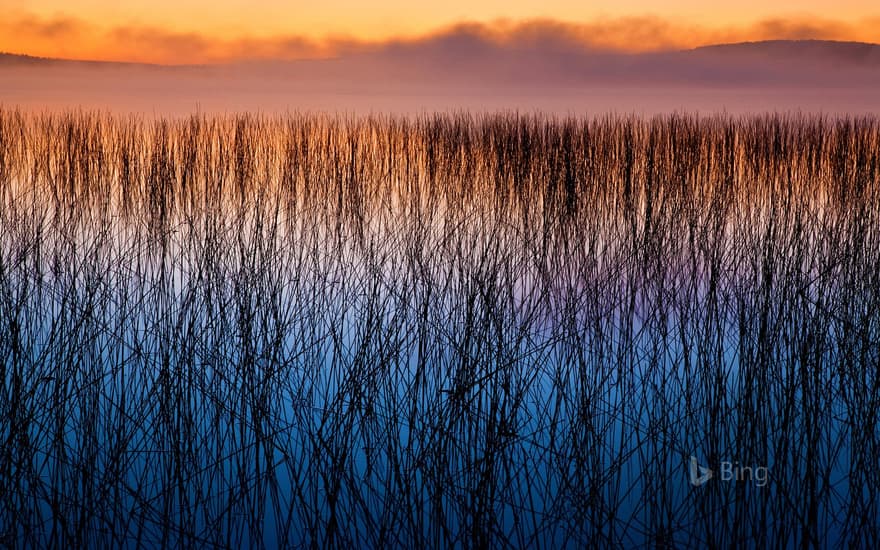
1, 110, 879, 547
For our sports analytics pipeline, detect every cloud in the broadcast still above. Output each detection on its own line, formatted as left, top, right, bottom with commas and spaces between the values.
10, 14, 82, 40
752, 18, 846, 41
2, 13, 880, 116
0, 13, 879, 65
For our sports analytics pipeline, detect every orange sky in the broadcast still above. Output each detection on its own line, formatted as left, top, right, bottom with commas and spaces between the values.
2, 1, 879, 64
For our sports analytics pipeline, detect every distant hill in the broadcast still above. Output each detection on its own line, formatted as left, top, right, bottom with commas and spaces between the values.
0, 52, 57, 65
688, 40, 880, 65
641, 40, 880, 87
0, 52, 166, 69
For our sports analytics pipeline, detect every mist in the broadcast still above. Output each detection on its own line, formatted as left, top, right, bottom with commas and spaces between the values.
2, 33, 879, 114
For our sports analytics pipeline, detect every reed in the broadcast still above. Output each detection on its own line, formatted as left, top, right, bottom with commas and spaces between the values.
1, 110, 878, 547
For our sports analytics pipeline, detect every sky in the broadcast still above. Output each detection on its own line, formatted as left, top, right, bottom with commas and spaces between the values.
1, 0, 879, 64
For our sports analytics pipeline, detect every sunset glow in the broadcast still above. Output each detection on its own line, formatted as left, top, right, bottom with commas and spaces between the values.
2, 1, 879, 64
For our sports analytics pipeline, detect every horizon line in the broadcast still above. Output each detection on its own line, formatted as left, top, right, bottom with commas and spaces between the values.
3, 37, 880, 68
3, 14, 880, 65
